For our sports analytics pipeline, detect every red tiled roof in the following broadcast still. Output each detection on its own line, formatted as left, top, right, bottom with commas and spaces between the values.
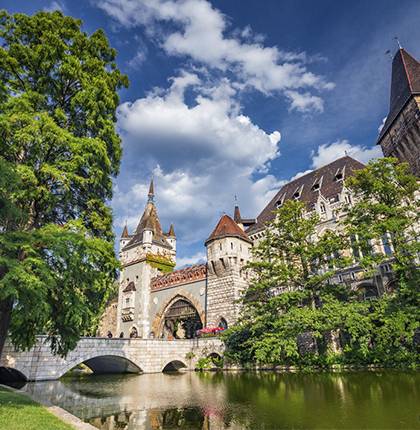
378, 48, 420, 143
205, 214, 252, 245
246, 156, 365, 235
151, 264, 207, 290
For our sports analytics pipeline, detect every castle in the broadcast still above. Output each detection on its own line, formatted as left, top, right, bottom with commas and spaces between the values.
99, 47, 419, 339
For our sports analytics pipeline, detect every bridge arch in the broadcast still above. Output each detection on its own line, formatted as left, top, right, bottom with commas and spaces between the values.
58, 353, 144, 379
162, 359, 188, 372
151, 290, 205, 339
0, 367, 28, 384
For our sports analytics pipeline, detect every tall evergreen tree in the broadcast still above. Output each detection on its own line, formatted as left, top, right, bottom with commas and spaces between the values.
0, 11, 128, 356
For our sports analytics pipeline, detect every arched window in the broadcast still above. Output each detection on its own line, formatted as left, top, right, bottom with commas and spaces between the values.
129, 327, 138, 338
218, 318, 228, 330
320, 203, 326, 214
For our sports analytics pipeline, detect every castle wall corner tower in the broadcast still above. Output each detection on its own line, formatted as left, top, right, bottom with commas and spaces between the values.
377, 48, 420, 176
205, 213, 253, 328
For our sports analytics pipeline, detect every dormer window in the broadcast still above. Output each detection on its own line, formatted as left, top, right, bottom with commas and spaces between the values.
334, 167, 345, 182
311, 176, 323, 192
275, 195, 285, 208
293, 185, 303, 200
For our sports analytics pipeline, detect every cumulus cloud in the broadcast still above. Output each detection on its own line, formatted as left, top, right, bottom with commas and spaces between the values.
176, 252, 206, 268
113, 72, 283, 254
311, 139, 383, 169
96, 0, 333, 111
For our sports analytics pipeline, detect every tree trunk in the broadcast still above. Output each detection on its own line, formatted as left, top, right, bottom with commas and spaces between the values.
0, 298, 13, 360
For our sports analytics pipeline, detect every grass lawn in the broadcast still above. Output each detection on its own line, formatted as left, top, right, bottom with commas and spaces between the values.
0, 386, 73, 430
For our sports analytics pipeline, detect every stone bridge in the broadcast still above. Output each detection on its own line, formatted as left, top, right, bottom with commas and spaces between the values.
0, 336, 224, 381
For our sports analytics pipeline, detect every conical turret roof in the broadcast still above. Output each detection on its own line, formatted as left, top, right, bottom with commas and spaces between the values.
167, 223, 176, 237
205, 214, 252, 245
121, 224, 129, 238
123, 180, 172, 250
378, 48, 420, 143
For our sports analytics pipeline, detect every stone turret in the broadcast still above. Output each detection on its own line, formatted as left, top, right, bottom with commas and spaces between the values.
165, 224, 176, 260
205, 213, 252, 328
119, 224, 131, 253
116, 178, 176, 339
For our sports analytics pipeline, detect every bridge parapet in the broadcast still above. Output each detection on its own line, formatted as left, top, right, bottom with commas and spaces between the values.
0, 336, 224, 381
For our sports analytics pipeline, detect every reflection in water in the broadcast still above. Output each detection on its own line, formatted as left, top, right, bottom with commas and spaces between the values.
23, 371, 419, 429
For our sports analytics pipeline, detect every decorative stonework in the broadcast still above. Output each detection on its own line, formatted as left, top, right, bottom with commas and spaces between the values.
151, 264, 206, 291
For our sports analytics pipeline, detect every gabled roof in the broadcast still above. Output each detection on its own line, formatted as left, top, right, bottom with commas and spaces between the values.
378, 48, 420, 143
246, 156, 365, 235
205, 214, 252, 245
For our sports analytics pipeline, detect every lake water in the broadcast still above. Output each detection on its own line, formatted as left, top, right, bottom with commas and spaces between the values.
22, 370, 419, 429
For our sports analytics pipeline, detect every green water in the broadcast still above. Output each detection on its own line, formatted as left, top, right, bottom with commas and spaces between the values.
24, 371, 419, 429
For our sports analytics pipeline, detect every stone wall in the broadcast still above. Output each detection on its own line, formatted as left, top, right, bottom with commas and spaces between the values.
97, 297, 118, 337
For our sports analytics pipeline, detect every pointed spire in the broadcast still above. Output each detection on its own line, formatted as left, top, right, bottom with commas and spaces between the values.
168, 223, 176, 237
234, 205, 241, 223
121, 223, 129, 238
378, 47, 420, 142
148, 177, 155, 202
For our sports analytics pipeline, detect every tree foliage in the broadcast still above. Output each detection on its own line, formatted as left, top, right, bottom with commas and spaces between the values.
223, 159, 419, 368
0, 10, 128, 356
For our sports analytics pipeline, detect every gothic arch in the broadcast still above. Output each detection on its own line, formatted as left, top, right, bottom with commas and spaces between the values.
151, 289, 205, 338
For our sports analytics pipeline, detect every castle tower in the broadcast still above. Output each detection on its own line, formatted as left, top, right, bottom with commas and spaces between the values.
116, 179, 176, 338
205, 212, 252, 328
377, 48, 420, 176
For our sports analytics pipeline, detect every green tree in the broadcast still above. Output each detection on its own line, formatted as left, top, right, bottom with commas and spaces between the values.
0, 10, 128, 356
224, 200, 350, 365
345, 158, 420, 299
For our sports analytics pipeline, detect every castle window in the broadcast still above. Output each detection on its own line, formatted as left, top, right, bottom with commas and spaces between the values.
381, 234, 393, 256
334, 167, 345, 182
320, 203, 326, 214
219, 243, 222, 251
344, 194, 352, 204
311, 177, 322, 191
275, 194, 285, 208
231, 242, 234, 250
125, 297, 130, 307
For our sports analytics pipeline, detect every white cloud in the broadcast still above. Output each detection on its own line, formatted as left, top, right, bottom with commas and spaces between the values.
285, 90, 324, 113
96, 0, 334, 112
311, 139, 383, 169
290, 169, 313, 181
176, 252, 206, 269
113, 73, 283, 250
44, 0, 65, 12
378, 116, 387, 133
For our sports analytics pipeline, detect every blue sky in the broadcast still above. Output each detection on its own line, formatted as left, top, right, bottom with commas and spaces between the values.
4, 0, 420, 266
